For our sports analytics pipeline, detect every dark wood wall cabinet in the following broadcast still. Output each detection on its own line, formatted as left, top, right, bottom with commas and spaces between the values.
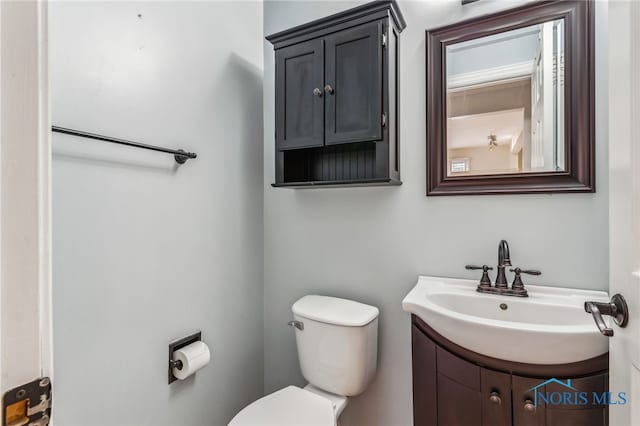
411, 315, 609, 426
266, 1, 405, 188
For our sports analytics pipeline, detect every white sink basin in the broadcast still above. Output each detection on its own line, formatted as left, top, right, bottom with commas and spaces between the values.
402, 276, 610, 365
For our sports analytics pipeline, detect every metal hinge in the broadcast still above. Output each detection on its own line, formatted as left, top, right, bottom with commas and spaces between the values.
382, 33, 387, 48
3, 377, 52, 426
382, 113, 387, 127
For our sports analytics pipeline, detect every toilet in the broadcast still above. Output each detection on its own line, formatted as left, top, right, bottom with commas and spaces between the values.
229, 295, 379, 426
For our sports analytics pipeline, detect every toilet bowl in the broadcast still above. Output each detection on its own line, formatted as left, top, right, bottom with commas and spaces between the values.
228, 295, 379, 426
228, 385, 346, 426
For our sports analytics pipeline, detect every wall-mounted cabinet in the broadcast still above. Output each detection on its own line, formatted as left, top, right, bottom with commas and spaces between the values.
267, 1, 405, 188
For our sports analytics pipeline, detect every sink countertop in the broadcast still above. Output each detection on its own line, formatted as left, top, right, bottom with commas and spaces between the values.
403, 275, 610, 365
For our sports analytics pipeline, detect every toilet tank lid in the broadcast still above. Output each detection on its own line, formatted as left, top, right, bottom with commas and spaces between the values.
292, 295, 379, 327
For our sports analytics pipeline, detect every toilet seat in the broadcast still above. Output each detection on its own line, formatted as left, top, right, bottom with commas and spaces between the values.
228, 386, 336, 426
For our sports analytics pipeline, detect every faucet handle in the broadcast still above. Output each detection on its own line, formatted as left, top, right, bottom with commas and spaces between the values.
509, 267, 540, 293
466, 265, 493, 288
509, 267, 541, 275
466, 265, 493, 271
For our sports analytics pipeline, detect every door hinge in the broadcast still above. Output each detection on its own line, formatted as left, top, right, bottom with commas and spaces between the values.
382, 34, 387, 48
382, 113, 387, 127
3, 377, 52, 426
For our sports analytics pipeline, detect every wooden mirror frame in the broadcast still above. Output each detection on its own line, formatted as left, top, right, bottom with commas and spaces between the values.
426, 0, 594, 196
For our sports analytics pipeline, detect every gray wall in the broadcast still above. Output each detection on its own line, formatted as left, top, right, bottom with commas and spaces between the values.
51, 2, 263, 425
263, 1, 609, 425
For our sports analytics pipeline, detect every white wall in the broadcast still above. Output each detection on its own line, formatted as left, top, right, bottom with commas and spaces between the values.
263, 1, 609, 425
447, 28, 540, 75
51, 2, 263, 425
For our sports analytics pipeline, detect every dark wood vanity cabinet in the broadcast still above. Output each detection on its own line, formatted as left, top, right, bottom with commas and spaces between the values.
411, 316, 609, 426
267, 1, 405, 187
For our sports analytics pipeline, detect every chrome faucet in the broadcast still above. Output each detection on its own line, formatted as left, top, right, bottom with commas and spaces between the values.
495, 240, 512, 289
466, 239, 540, 298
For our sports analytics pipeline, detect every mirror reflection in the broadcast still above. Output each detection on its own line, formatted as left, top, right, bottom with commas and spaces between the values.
446, 19, 565, 176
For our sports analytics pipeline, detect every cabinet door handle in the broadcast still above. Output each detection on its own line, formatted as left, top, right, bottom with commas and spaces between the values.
524, 399, 535, 412
324, 84, 334, 94
489, 391, 501, 405
313, 88, 323, 97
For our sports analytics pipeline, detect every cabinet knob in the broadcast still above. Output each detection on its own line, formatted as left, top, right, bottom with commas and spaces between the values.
489, 391, 501, 405
524, 400, 535, 412
324, 84, 334, 94
313, 88, 323, 97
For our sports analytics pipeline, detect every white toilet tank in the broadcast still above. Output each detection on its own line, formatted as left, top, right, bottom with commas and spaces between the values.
291, 295, 379, 397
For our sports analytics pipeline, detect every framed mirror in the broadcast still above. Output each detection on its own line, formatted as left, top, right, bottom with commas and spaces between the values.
426, 1, 594, 195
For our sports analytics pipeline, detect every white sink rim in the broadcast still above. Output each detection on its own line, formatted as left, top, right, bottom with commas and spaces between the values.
402, 275, 610, 365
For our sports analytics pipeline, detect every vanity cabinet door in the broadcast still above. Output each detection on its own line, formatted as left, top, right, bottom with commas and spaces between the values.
512, 374, 608, 426
437, 373, 482, 426
275, 39, 324, 151
481, 369, 512, 426
324, 21, 383, 146
411, 326, 437, 426
436, 346, 482, 426
513, 376, 546, 426
545, 374, 608, 426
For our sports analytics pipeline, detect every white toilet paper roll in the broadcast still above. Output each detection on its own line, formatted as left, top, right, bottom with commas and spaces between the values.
172, 341, 210, 380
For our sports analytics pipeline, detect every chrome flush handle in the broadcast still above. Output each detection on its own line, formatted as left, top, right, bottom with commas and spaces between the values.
287, 320, 304, 331
584, 293, 629, 337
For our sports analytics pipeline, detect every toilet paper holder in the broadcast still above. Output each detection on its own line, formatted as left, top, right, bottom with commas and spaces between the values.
168, 359, 183, 370
168, 331, 201, 384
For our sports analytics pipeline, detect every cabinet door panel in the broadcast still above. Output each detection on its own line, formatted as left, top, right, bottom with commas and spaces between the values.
325, 21, 382, 145
436, 345, 481, 391
545, 374, 607, 410
546, 409, 606, 426
437, 373, 482, 426
481, 369, 512, 426
412, 326, 437, 426
275, 39, 324, 150
545, 374, 608, 425
513, 376, 546, 426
